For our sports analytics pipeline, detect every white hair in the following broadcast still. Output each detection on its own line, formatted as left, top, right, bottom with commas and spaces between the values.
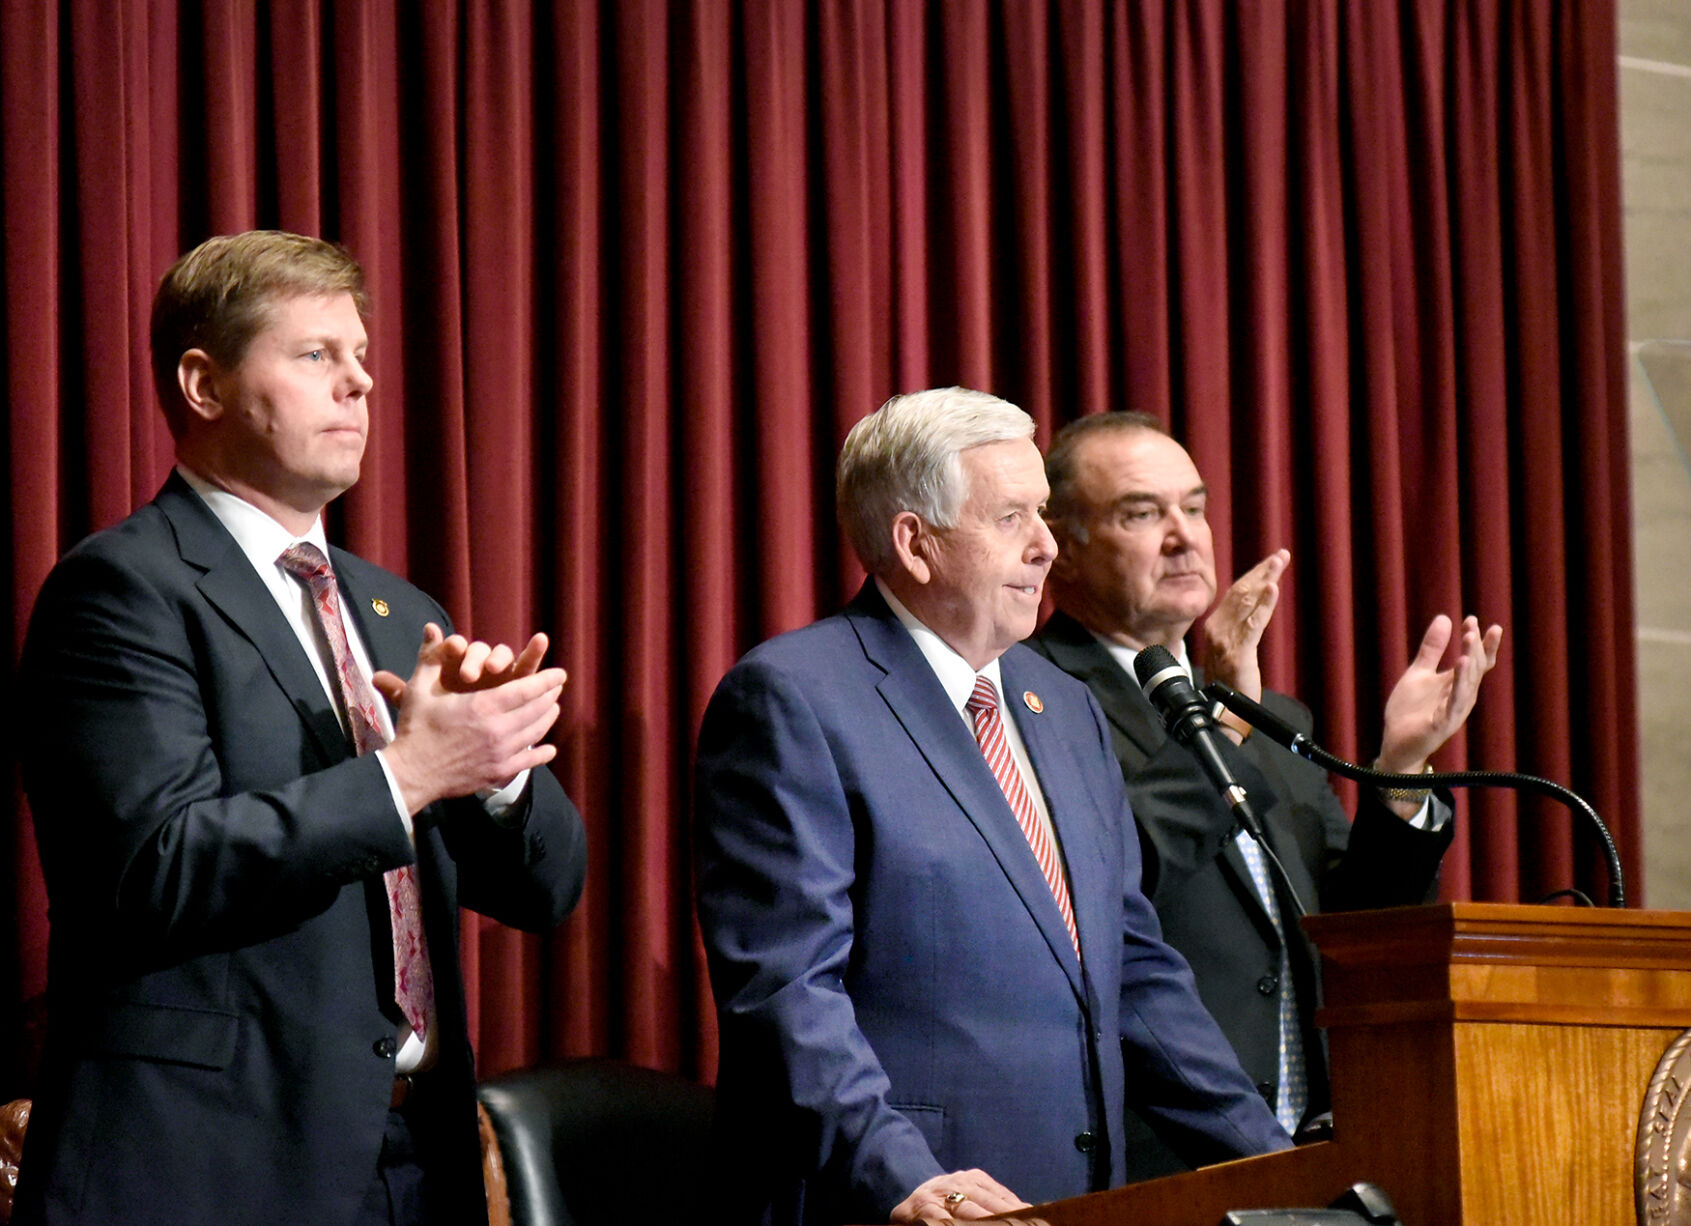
836, 386, 1035, 573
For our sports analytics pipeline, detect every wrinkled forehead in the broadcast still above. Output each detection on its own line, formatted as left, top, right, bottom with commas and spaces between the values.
1075, 429, 1202, 506
958, 437, 1048, 505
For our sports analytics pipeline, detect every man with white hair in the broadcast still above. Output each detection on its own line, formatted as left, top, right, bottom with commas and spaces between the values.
694, 388, 1288, 1226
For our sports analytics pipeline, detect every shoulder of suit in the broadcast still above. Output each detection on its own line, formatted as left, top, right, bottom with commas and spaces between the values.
42, 497, 189, 587
729, 608, 860, 677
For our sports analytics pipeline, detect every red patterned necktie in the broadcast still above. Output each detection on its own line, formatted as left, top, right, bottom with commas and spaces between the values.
965, 675, 1081, 961
278, 542, 435, 1042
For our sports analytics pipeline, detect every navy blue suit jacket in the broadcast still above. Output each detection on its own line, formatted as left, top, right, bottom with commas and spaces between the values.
694, 584, 1287, 1225
14, 474, 587, 1226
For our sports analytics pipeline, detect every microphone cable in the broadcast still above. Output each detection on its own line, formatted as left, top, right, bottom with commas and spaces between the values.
1202, 680, 1626, 909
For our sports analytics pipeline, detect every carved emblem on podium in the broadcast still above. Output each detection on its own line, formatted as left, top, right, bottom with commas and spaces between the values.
1639, 1028, 1691, 1224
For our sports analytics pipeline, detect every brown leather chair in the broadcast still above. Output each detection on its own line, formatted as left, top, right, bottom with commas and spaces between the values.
0, 1099, 29, 1226
476, 1059, 714, 1226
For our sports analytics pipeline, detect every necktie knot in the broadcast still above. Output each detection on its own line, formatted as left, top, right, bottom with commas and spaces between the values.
966, 675, 999, 719
278, 541, 332, 587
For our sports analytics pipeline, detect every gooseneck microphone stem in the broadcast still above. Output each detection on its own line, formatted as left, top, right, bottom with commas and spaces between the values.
1203, 680, 1627, 910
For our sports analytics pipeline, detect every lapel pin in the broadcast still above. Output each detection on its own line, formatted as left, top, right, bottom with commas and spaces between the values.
1023, 691, 1043, 713
371, 598, 390, 617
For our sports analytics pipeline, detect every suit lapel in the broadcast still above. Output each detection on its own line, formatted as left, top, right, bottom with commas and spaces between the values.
998, 649, 1112, 982
847, 587, 1085, 995
332, 549, 420, 678
156, 476, 347, 762
1033, 612, 1166, 760
1036, 612, 1285, 938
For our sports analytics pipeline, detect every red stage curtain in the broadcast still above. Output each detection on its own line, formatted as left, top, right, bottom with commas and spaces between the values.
0, 0, 1633, 1097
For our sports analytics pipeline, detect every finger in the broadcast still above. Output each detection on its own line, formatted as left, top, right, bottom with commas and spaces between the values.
480, 669, 571, 716
483, 642, 517, 678
370, 670, 406, 704
457, 640, 494, 684
1481, 622, 1503, 667
433, 633, 471, 676
420, 622, 445, 647
950, 1170, 1028, 1215
1240, 547, 1289, 581
1258, 546, 1291, 582
1412, 613, 1454, 668
507, 691, 565, 748
499, 741, 559, 778
510, 633, 550, 679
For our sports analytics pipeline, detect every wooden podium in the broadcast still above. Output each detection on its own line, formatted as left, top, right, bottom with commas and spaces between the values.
1004, 903, 1691, 1226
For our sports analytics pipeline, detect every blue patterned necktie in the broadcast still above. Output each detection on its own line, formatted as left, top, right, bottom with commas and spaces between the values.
1236, 831, 1307, 1134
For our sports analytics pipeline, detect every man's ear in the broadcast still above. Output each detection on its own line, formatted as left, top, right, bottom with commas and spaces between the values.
176, 349, 225, 424
890, 511, 932, 585
1048, 527, 1076, 583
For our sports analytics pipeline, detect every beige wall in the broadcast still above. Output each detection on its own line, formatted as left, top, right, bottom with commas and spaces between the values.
1622, 1, 1691, 908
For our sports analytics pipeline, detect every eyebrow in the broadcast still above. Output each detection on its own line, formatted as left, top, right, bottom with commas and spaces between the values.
295, 333, 368, 352
1114, 484, 1207, 507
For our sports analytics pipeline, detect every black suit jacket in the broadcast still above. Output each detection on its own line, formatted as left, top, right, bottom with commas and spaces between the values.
14, 474, 587, 1226
1028, 612, 1449, 1178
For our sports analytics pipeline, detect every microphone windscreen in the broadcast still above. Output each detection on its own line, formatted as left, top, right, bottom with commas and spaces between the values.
1133, 643, 1181, 690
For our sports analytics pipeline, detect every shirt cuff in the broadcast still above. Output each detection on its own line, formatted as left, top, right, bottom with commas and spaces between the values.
373, 748, 414, 839
1406, 793, 1453, 833
480, 769, 532, 826
371, 753, 530, 836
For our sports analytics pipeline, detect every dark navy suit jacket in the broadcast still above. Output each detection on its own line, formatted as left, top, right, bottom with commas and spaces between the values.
1029, 610, 1449, 1178
14, 473, 587, 1226
694, 584, 1288, 1225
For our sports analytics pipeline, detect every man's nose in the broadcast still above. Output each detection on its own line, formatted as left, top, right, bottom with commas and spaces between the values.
1030, 513, 1058, 562
1165, 510, 1198, 549
343, 359, 374, 397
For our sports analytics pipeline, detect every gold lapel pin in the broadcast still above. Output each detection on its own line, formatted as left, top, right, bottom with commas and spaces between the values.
1023, 691, 1043, 713
371, 598, 390, 617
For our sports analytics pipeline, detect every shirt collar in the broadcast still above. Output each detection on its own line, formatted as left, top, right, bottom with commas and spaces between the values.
875, 577, 1005, 714
176, 463, 331, 577
1100, 634, 1191, 689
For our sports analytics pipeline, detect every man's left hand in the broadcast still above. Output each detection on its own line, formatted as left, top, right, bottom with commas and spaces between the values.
378, 629, 554, 701
433, 630, 551, 691
1376, 613, 1503, 779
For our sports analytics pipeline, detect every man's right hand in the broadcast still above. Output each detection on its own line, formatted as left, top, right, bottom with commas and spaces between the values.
1201, 547, 1290, 710
891, 1169, 1029, 1222
374, 623, 564, 815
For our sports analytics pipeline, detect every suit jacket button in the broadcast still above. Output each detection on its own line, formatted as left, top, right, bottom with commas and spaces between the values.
373, 1036, 397, 1059
1073, 1131, 1096, 1154
1257, 975, 1278, 996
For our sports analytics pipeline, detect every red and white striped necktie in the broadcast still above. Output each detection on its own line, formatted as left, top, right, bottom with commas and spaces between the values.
279, 542, 435, 1042
965, 674, 1080, 961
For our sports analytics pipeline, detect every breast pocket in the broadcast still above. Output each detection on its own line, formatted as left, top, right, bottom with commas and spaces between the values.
95, 1000, 239, 1070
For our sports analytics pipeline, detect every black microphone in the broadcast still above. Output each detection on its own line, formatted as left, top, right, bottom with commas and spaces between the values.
1133, 644, 1266, 843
